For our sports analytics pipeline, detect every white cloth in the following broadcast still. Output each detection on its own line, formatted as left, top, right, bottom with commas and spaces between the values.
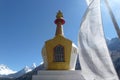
78, 0, 119, 80
85, 0, 93, 5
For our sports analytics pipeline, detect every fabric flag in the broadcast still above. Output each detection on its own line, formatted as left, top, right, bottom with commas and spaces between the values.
85, 0, 93, 5
78, 0, 119, 80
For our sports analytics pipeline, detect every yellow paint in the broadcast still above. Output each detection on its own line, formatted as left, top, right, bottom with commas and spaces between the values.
45, 35, 72, 70
56, 10, 63, 19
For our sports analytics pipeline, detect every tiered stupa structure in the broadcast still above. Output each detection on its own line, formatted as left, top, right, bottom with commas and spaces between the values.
42, 10, 78, 70
32, 10, 85, 80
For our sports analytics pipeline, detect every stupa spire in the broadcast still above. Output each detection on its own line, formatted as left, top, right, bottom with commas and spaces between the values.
54, 10, 65, 36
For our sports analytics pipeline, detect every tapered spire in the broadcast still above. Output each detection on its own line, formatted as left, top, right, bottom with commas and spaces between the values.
54, 10, 65, 36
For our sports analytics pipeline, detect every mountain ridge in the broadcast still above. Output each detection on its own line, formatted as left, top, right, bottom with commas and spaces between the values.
0, 64, 16, 76
0, 63, 37, 78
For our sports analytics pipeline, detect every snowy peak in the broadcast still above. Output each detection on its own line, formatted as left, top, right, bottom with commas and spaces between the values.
32, 63, 37, 69
23, 63, 37, 73
7, 63, 37, 78
0, 63, 37, 78
23, 66, 32, 73
0, 64, 16, 75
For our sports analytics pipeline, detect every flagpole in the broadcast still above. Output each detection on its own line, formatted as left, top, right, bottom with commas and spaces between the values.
104, 0, 120, 38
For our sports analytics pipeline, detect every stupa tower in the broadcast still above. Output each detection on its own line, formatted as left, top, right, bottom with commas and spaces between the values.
42, 10, 78, 70
55, 10, 65, 36
32, 10, 85, 80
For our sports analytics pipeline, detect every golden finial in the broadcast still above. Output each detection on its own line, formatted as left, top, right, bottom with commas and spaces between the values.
56, 10, 64, 19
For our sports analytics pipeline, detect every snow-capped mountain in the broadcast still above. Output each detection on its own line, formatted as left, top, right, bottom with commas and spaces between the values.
0, 64, 16, 76
14, 63, 44, 80
107, 38, 120, 52
0, 63, 37, 78
21, 63, 37, 73
107, 38, 120, 62
8, 63, 37, 78
18, 63, 36, 74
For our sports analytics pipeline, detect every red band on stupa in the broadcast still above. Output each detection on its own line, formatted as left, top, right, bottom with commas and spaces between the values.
54, 18, 65, 25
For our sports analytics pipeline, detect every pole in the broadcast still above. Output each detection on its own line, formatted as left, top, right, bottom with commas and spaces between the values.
104, 0, 120, 38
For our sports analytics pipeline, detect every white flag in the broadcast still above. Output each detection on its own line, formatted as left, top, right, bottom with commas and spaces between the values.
78, 0, 119, 80
86, 0, 93, 5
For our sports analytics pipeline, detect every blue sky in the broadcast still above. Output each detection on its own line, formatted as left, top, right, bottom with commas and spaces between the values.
0, 0, 119, 71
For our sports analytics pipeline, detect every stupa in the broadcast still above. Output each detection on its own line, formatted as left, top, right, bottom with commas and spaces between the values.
32, 10, 85, 80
